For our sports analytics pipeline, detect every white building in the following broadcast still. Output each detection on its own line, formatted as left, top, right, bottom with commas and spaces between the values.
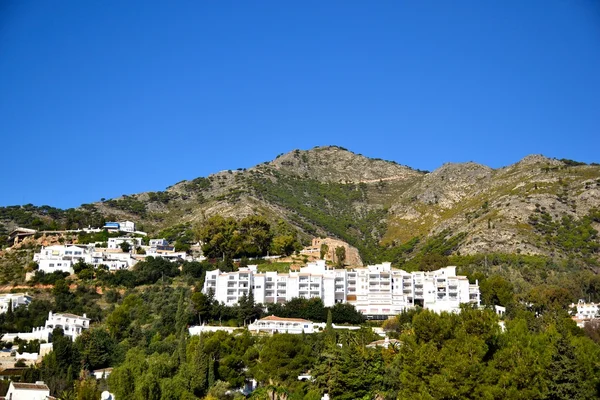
203, 261, 480, 317
571, 300, 599, 319
104, 220, 136, 233
45, 311, 90, 341
4, 381, 50, 400
107, 237, 143, 250
34, 244, 95, 274
33, 244, 137, 273
1, 311, 90, 343
92, 368, 113, 380
149, 238, 169, 247
248, 316, 315, 334
0, 293, 32, 314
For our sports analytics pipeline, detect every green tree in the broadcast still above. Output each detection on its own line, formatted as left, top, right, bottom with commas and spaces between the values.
75, 328, 116, 371
320, 243, 329, 260
75, 377, 100, 400
334, 246, 346, 267
546, 336, 587, 400
120, 241, 131, 252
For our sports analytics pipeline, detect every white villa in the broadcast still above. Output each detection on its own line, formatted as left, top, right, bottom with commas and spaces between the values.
103, 220, 136, 233
248, 316, 316, 334
0, 293, 32, 314
571, 300, 600, 319
1, 311, 90, 343
204, 260, 480, 318
45, 311, 90, 340
107, 237, 143, 250
33, 244, 92, 274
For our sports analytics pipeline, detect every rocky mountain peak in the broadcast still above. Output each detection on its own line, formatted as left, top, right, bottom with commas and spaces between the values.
270, 146, 422, 183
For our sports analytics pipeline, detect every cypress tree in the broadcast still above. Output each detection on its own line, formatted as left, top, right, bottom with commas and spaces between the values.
175, 290, 187, 334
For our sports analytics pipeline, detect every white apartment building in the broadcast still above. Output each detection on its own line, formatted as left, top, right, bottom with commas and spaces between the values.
0, 293, 32, 314
203, 261, 480, 317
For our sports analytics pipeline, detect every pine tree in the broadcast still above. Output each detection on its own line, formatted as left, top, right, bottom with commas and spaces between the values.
325, 309, 336, 347
546, 337, 585, 400
191, 336, 208, 397
207, 356, 215, 388
177, 329, 187, 366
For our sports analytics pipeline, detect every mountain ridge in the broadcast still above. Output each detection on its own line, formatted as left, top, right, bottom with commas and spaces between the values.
1, 146, 599, 267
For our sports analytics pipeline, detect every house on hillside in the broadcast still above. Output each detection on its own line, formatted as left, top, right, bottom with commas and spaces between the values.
103, 221, 136, 233
44, 312, 90, 341
7, 228, 37, 246
0, 293, 32, 314
248, 316, 315, 334
4, 381, 50, 400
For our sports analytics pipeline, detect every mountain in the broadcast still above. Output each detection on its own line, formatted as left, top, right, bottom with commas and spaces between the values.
2, 146, 600, 267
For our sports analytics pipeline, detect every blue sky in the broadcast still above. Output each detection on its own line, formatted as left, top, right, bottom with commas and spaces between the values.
1, 1, 599, 209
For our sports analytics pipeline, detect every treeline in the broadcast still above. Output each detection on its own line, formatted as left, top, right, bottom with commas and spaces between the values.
28, 303, 600, 399
197, 215, 302, 259
3, 257, 600, 398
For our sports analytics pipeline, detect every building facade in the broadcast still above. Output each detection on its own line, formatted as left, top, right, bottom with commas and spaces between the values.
44, 311, 90, 341
5, 381, 50, 400
248, 316, 316, 334
571, 300, 599, 320
203, 260, 480, 317
0, 293, 32, 314
1, 311, 90, 343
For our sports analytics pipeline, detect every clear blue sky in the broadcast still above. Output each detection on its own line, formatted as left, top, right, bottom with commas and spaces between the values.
1, 1, 599, 209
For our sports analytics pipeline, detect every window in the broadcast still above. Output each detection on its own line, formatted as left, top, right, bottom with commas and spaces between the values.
49, 263, 54, 267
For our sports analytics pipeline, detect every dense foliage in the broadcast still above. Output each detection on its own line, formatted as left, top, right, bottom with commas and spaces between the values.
0, 204, 105, 233
196, 215, 302, 259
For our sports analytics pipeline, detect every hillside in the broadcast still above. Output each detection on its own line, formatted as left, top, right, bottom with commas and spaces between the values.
1, 146, 600, 268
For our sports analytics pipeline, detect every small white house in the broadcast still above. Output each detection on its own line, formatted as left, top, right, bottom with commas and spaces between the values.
37, 258, 74, 275
4, 381, 50, 400
92, 367, 113, 380
0, 293, 32, 314
149, 238, 169, 247
104, 221, 136, 233
248, 316, 315, 334
107, 237, 142, 250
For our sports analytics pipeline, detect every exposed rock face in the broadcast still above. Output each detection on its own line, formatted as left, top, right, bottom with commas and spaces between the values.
306, 237, 363, 267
